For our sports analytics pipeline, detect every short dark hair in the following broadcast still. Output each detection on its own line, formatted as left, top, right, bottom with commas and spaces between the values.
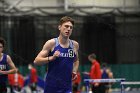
102, 63, 107, 68
59, 16, 74, 25
0, 37, 6, 47
88, 53, 96, 60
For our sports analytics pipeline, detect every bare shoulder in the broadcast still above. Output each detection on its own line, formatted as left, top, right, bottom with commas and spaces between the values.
6, 55, 11, 59
6, 55, 12, 62
72, 40, 79, 45
45, 38, 55, 46
43, 38, 55, 49
71, 40, 79, 50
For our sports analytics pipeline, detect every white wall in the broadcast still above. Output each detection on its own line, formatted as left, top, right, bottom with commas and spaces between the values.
3, 0, 140, 14
6, 0, 140, 7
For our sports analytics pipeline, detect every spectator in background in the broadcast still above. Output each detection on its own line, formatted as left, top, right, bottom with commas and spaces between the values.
101, 63, 113, 93
83, 53, 102, 93
28, 64, 38, 93
8, 69, 24, 93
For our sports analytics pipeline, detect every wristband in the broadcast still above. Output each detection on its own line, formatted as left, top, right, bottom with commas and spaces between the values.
48, 56, 50, 62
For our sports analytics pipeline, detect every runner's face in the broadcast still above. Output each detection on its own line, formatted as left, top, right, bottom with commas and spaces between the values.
0, 43, 3, 53
59, 21, 73, 37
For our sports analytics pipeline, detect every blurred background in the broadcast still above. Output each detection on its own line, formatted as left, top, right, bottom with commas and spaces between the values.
0, 0, 140, 92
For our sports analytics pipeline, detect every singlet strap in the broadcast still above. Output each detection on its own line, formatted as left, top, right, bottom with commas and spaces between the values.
54, 38, 59, 47
0, 54, 7, 63
54, 38, 74, 48
69, 40, 74, 49
3, 54, 7, 63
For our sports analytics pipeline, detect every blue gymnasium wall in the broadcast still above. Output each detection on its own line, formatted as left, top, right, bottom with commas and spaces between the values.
110, 64, 140, 88
110, 64, 140, 81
